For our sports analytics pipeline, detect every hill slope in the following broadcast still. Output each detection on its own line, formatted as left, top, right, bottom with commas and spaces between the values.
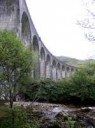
57, 56, 95, 67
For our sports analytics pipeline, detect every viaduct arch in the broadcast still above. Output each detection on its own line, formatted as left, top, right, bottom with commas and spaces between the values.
32, 35, 40, 79
21, 12, 31, 46
0, 0, 78, 80
46, 54, 51, 79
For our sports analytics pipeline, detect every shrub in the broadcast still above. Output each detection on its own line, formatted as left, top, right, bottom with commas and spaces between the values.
0, 107, 40, 128
25, 64, 95, 105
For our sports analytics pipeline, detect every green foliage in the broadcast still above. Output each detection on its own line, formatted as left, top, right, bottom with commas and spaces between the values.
25, 79, 70, 103
0, 107, 40, 128
65, 117, 76, 128
26, 80, 56, 102
68, 64, 95, 104
25, 63, 95, 105
0, 31, 34, 107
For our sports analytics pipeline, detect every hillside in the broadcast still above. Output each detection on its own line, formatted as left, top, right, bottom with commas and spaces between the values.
57, 56, 95, 67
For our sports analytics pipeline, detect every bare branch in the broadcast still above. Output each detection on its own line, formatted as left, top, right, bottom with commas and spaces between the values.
87, 9, 95, 18
77, 19, 95, 29
85, 33, 95, 42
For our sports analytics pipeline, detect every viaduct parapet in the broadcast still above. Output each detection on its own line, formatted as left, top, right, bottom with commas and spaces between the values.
0, 0, 78, 80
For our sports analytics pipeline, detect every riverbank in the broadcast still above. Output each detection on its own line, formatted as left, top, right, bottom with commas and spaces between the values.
13, 102, 95, 127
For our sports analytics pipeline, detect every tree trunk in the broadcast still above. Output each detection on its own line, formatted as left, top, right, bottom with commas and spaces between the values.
9, 90, 13, 108
11, 109, 15, 128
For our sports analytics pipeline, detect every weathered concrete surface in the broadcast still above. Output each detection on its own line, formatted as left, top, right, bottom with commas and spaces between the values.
0, 0, 78, 80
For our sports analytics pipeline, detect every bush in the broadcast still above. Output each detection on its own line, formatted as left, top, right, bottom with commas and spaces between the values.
0, 107, 40, 128
25, 64, 95, 105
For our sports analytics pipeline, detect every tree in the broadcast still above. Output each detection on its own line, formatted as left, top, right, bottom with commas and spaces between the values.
77, 0, 95, 42
0, 31, 34, 108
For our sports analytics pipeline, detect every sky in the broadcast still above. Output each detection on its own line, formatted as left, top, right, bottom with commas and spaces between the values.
26, 0, 95, 60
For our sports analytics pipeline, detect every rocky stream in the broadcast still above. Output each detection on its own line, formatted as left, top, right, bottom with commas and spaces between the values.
14, 102, 95, 128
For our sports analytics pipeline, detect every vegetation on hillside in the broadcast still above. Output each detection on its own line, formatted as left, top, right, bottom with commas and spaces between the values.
57, 56, 95, 67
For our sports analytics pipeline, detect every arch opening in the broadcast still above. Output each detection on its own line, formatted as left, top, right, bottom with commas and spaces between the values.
67, 67, 70, 71
62, 65, 66, 78
46, 54, 51, 79
71, 68, 74, 72
33, 35, 39, 53
40, 47, 45, 78
71, 67, 75, 75
57, 63, 60, 69
66, 67, 70, 77
46, 55, 50, 64
40, 47, 45, 60
53, 60, 56, 68
57, 63, 61, 80
21, 12, 31, 46
62, 65, 65, 71
32, 35, 40, 79
52, 60, 56, 80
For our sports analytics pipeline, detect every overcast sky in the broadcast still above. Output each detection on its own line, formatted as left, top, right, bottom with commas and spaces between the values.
26, 0, 95, 60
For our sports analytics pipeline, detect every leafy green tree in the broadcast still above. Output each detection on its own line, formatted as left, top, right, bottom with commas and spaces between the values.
0, 31, 34, 108
68, 64, 95, 104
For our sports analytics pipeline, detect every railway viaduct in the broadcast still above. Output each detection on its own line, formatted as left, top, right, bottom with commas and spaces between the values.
0, 0, 77, 80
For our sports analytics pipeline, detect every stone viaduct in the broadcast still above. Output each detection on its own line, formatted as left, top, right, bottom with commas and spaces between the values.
0, 0, 77, 80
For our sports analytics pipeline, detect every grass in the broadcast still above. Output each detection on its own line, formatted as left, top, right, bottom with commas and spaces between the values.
0, 101, 9, 118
